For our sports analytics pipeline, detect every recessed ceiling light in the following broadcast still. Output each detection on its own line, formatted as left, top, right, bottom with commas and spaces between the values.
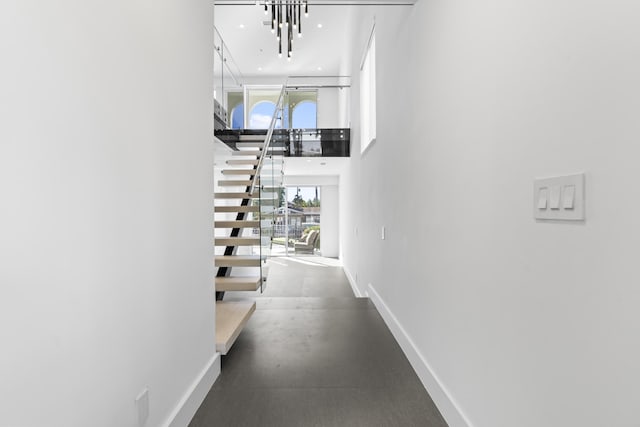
258, 67, 263, 71
317, 66, 323, 71
307, 159, 312, 163
239, 24, 245, 29
317, 23, 323, 29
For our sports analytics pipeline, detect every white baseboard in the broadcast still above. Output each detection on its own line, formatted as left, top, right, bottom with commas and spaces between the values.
367, 284, 473, 427
163, 352, 221, 427
343, 266, 364, 298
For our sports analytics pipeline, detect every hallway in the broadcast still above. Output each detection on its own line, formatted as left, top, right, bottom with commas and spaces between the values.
190, 257, 448, 427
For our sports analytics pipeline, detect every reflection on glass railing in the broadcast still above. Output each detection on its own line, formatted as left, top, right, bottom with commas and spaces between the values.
245, 87, 286, 293
254, 152, 284, 292
214, 128, 350, 158
214, 26, 244, 130
289, 129, 350, 157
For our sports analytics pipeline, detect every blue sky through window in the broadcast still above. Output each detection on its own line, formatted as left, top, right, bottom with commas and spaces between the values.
287, 186, 320, 203
292, 101, 317, 129
231, 103, 244, 129
249, 101, 277, 129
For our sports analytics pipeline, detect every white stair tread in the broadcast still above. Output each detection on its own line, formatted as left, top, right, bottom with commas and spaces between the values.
218, 180, 253, 186
232, 150, 262, 156
236, 142, 265, 148
215, 237, 261, 246
214, 205, 259, 213
215, 192, 258, 199
215, 255, 261, 267
216, 300, 256, 355
215, 220, 259, 228
215, 277, 261, 292
221, 169, 258, 175
227, 159, 260, 165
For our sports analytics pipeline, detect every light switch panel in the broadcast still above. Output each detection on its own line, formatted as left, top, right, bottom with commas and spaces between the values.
533, 173, 585, 221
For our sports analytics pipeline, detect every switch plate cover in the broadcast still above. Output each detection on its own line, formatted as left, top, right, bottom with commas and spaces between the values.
534, 173, 585, 221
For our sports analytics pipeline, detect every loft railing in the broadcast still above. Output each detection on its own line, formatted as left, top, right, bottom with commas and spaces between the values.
214, 26, 244, 129
215, 128, 351, 158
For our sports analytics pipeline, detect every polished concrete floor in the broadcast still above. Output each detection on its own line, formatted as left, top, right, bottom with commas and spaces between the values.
190, 257, 448, 427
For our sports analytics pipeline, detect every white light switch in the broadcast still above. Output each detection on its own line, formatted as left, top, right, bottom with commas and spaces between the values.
533, 173, 585, 221
563, 185, 575, 209
537, 188, 548, 209
549, 186, 561, 210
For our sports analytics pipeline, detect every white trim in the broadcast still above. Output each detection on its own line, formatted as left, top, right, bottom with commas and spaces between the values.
343, 266, 365, 298
360, 20, 377, 71
367, 284, 474, 427
360, 136, 377, 157
162, 352, 221, 427
360, 24, 377, 154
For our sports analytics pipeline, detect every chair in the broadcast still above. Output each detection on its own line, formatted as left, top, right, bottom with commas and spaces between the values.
294, 229, 319, 254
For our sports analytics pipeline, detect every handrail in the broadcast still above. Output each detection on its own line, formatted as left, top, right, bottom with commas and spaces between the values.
249, 84, 286, 196
214, 26, 244, 88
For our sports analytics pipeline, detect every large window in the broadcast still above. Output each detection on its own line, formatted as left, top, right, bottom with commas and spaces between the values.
289, 90, 317, 129
230, 103, 244, 129
227, 91, 244, 129
228, 87, 319, 130
245, 86, 284, 129
270, 187, 321, 256
248, 101, 277, 129
292, 101, 317, 129
360, 27, 376, 153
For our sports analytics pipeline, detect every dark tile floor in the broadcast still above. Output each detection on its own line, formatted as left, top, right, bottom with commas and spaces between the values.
190, 257, 448, 427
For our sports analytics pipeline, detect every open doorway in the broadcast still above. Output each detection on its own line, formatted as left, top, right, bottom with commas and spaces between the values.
273, 186, 321, 256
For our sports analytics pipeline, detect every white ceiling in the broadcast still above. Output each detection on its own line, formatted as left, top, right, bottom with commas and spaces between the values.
215, 3, 355, 79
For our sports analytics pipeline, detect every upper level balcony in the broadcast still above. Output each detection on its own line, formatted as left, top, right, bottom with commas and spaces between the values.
214, 128, 350, 157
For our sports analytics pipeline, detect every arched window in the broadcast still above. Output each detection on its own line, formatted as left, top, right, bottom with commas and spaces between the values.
230, 103, 244, 129
291, 101, 317, 129
249, 101, 281, 129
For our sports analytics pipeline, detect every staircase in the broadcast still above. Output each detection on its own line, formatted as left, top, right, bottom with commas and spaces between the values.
214, 90, 285, 355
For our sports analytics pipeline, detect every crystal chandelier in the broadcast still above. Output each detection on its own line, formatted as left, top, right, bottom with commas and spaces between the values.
261, 1, 309, 60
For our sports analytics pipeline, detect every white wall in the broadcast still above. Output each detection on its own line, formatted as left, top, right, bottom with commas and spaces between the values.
338, 86, 351, 129
317, 87, 340, 128
0, 1, 217, 427
341, 2, 640, 427
320, 185, 339, 258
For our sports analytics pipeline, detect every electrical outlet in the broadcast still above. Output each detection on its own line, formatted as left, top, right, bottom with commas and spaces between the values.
135, 388, 149, 426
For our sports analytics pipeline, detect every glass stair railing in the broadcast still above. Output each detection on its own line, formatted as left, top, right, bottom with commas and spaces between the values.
250, 86, 286, 292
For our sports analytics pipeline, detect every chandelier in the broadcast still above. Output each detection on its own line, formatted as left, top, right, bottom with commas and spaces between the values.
260, 1, 309, 60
